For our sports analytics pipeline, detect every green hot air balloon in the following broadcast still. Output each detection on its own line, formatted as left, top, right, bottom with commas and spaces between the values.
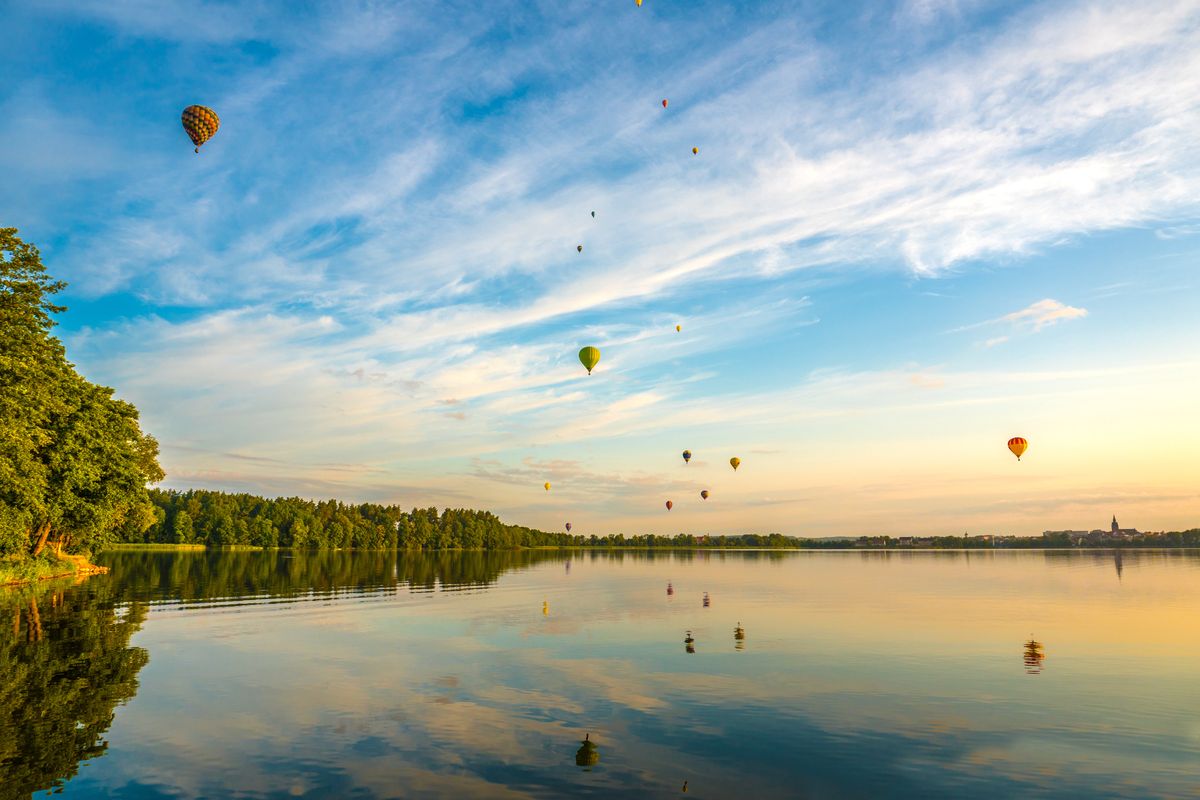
579, 346, 601, 375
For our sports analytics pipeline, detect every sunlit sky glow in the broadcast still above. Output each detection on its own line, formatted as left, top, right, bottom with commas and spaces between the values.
2, 0, 1198, 536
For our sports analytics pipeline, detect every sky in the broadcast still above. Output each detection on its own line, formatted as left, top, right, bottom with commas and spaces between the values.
1, 0, 1198, 537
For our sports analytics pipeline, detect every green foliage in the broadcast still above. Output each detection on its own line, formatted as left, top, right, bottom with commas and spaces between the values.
0, 579, 149, 797
0, 228, 163, 562
135, 489, 552, 550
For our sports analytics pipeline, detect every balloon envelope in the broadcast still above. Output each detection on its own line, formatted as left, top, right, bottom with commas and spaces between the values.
665, 500, 673, 511
662, 98, 668, 108
692, 147, 699, 155
729, 457, 741, 471
565, 522, 572, 532
544, 482, 551, 491
700, 490, 709, 500
579, 346, 601, 375
675, 324, 681, 332
181, 105, 220, 152
1007, 437, 1028, 461
682, 450, 691, 463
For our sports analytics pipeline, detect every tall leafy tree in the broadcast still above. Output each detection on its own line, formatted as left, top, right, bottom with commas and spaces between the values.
0, 228, 163, 560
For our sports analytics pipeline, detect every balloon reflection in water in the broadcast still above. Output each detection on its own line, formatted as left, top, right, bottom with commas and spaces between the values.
734, 622, 745, 651
684, 630, 695, 654
667, 582, 674, 597
575, 733, 600, 769
703, 591, 710, 607
1024, 637, 1046, 674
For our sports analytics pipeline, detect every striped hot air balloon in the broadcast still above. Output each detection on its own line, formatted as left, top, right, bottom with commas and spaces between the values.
579, 346, 601, 375
1008, 437, 1028, 461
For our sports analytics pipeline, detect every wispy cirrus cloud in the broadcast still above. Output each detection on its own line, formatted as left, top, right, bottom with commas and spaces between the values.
952, 299, 1088, 342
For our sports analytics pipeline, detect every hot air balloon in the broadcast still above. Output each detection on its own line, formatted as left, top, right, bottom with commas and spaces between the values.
575, 734, 600, 768
579, 346, 601, 375
591, 211, 596, 218
577, 244, 583, 253
181, 105, 220, 153
692, 147, 699, 155
729, 457, 741, 471
700, 490, 709, 500
665, 500, 673, 511
682, 450, 692, 464
635, 0, 643, 6
675, 324, 681, 332
565, 522, 572, 532
662, 98, 668, 108
544, 482, 551, 491
1008, 437, 1028, 461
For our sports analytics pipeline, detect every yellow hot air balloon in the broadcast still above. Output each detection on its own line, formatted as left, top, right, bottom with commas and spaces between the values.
544, 482, 551, 491
1008, 437, 1028, 461
675, 324, 681, 332
635, 0, 642, 6
181, 105, 220, 153
579, 346, 601, 375
729, 457, 741, 471
692, 147, 699, 155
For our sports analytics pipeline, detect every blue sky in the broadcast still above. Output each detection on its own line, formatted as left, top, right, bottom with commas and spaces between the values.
2, 0, 1199, 536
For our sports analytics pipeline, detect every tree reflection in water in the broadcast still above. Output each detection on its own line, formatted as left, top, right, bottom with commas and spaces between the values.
0, 578, 149, 798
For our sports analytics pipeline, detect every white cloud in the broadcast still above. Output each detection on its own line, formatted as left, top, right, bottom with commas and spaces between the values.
997, 299, 1088, 331
953, 299, 1088, 338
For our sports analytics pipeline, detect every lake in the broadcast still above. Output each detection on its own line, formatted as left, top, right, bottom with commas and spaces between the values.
5, 549, 1200, 799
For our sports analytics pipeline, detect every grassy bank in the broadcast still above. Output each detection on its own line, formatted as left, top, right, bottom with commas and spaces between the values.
103, 543, 209, 551
0, 552, 109, 587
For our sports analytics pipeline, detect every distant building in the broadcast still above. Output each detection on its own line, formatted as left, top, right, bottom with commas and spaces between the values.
1045, 516, 1140, 545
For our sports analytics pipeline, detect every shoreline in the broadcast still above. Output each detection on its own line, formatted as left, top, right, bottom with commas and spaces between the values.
0, 553, 109, 588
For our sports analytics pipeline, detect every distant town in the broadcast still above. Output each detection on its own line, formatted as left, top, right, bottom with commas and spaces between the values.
850, 517, 1200, 549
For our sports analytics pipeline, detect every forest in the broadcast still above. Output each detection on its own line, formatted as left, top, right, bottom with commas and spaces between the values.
126, 488, 817, 550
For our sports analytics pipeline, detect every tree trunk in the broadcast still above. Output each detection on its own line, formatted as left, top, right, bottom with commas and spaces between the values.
28, 596, 41, 643
30, 522, 52, 557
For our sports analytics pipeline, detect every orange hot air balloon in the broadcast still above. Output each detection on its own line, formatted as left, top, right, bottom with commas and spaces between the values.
665, 500, 673, 511
662, 99, 668, 108
700, 490, 709, 500
181, 105, 220, 153
1008, 437, 1028, 461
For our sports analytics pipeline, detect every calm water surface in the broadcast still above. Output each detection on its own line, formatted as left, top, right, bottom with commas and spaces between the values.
4, 549, 1200, 799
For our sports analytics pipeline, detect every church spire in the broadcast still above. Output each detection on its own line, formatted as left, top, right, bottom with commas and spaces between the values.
1112, 515, 1119, 532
